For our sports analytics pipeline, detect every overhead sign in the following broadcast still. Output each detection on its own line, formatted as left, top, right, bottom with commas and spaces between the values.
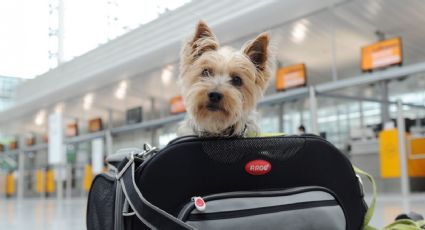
66, 123, 78, 137
361, 37, 402, 71
43, 134, 49, 143
88, 118, 103, 132
26, 136, 35, 146
126, 106, 143, 124
170, 96, 186, 114
9, 140, 18, 150
275, 63, 307, 91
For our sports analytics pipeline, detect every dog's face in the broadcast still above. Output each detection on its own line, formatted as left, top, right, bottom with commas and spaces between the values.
179, 21, 271, 134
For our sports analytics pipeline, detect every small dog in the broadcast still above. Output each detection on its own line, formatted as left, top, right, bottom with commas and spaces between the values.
178, 21, 272, 137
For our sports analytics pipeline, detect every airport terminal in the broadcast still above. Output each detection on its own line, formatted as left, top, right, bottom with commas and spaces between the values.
1, 0, 425, 229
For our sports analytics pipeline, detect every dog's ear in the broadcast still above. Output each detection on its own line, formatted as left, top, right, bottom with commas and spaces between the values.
182, 21, 219, 63
192, 21, 216, 44
243, 33, 271, 91
243, 32, 269, 71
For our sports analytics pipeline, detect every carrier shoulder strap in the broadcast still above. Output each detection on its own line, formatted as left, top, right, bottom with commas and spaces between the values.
383, 219, 425, 230
118, 156, 196, 230
353, 166, 378, 230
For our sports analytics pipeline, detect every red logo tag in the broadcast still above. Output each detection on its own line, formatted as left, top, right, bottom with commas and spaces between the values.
194, 197, 206, 211
245, 160, 272, 175
195, 198, 205, 207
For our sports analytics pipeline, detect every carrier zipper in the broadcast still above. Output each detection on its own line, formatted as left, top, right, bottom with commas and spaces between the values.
178, 186, 338, 220
186, 199, 338, 221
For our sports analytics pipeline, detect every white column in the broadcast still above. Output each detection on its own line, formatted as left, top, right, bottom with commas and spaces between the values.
17, 148, 25, 201
309, 86, 319, 135
57, 0, 65, 64
396, 100, 410, 202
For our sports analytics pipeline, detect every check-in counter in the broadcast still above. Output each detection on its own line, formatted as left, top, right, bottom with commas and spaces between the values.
379, 129, 425, 192
6, 171, 15, 197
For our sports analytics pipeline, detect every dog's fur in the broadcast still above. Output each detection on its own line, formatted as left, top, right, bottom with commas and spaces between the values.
178, 21, 272, 137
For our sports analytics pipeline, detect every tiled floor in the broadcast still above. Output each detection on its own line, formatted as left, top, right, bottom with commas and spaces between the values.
0, 198, 86, 230
1, 193, 425, 230
368, 193, 425, 228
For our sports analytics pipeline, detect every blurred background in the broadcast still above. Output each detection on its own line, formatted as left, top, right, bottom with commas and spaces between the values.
1, 0, 425, 229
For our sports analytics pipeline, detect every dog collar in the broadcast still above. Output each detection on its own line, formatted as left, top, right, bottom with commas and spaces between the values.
197, 124, 247, 137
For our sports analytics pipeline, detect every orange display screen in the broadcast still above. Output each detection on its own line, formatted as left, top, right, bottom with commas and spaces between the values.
43, 134, 48, 143
275, 63, 306, 91
26, 137, 35, 146
9, 141, 17, 150
66, 123, 78, 137
361, 37, 402, 71
170, 96, 186, 114
88, 118, 102, 132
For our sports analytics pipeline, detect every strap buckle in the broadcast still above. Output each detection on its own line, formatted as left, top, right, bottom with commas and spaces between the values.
138, 143, 158, 160
116, 143, 157, 180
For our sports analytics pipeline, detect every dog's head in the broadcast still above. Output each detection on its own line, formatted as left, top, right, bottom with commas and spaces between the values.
179, 21, 271, 135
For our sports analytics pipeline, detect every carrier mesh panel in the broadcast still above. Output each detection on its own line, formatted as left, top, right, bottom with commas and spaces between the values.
202, 137, 305, 163
87, 174, 116, 230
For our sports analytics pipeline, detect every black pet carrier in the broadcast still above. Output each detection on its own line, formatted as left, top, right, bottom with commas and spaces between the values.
87, 135, 374, 230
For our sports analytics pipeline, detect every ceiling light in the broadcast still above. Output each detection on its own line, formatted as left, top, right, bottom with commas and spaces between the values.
35, 110, 46, 126
115, 80, 128, 99
291, 19, 310, 44
54, 102, 65, 114
83, 93, 94, 110
161, 65, 174, 85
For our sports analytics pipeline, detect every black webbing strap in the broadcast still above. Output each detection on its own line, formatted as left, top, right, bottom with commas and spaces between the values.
119, 157, 195, 230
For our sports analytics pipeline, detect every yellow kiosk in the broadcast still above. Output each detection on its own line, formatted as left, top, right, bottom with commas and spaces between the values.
379, 129, 425, 178
5, 170, 15, 197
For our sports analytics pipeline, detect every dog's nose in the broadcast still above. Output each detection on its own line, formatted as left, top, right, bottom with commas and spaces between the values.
208, 91, 223, 103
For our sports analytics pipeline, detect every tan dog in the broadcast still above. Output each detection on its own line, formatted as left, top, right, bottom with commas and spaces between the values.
178, 21, 272, 137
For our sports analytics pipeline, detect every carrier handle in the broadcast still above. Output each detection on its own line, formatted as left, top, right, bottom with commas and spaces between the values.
119, 156, 196, 230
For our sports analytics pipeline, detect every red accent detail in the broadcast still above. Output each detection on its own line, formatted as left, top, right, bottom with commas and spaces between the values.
195, 198, 205, 207
245, 159, 272, 176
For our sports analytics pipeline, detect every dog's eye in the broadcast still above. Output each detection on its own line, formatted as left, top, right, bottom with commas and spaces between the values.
201, 68, 211, 77
231, 76, 242, 86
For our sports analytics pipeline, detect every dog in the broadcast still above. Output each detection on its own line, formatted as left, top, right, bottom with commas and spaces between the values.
178, 21, 272, 137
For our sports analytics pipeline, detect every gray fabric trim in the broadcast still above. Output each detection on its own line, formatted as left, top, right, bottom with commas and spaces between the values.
190, 191, 334, 214
120, 179, 156, 230
114, 181, 125, 230
107, 148, 142, 164
186, 205, 346, 230
122, 212, 135, 217
122, 199, 132, 216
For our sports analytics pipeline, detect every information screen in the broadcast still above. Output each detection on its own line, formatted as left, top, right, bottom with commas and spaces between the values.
88, 118, 103, 132
275, 63, 307, 91
170, 96, 186, 114
9, 140, 18, 150
361, 37, 402, 71
126, 107, 143, 124
66, 123, 78, 137
26, 136, 35, 146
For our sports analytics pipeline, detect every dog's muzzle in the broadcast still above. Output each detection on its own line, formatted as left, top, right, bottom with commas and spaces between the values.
208, 91, 223, 103
207, 91, 223, 111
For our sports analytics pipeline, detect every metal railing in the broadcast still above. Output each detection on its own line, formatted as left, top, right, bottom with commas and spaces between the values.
2, 61, 425, 200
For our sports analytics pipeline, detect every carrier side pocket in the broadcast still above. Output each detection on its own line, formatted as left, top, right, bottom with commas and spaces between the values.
87, 173, 116, 230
